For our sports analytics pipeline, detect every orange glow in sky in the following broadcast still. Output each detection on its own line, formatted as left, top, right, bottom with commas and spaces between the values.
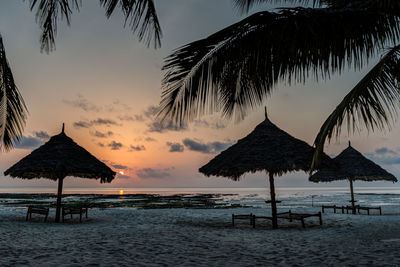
0, 1, 399, 190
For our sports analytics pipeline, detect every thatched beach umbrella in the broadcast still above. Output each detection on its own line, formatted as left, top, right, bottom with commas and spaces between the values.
310, 141, 397, 214
199, 109, 334, 228
4, 124, 116, 222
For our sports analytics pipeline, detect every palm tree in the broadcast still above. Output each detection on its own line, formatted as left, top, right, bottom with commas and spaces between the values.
159, 0, 400, 167
0, 0, 162, 151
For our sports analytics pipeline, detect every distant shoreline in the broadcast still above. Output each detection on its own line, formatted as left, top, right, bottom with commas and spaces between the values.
0, 186, 400, 195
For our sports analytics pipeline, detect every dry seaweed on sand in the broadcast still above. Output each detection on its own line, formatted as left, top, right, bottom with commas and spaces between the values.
0, 193, 249, 209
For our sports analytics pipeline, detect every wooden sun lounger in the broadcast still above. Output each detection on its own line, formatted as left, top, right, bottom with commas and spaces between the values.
277, 211, 323, 228
232, 213, 254, 226
26, 206, 49, 222
322, 205, 382, 215
232, 212, 292, 227
62, 207, 88, 223
322, 205, 358, 214
357, 206, 382, 215
250, 211, 322, 228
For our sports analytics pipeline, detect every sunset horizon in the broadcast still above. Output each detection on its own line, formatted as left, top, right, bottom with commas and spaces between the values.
1, 1, 400, 266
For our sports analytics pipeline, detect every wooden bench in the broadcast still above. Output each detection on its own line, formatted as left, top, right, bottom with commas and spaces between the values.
26, 206, 49, 222
251, 211, 289, 226
322, 205, 358, 214
232, 213, 254, 227
252, 211, 322, 228
62, 207, 88, 223
322, 205, 382, 215
278, 211, 322, 228
322, 205, 342, 213
357, 206, 382, 215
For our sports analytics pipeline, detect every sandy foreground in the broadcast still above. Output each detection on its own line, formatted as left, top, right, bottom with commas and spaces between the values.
0, 204, 400, 267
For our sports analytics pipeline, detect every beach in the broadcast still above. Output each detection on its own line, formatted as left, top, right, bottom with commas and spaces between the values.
2, 1, 400, 266
1, 191, 400, 266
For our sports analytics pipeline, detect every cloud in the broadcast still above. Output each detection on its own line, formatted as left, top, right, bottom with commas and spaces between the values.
193, 119, 226, 130
210, 141, 232, 152
64, 96, 133, 114
118, 114, 144, 122
182, 138, 233, 154
143, 105, 159, 119
136, 168, 171, 179
33, 131, 50, 140
63, 95, 101, 112
15, 136, 43, 149
147, 121, 188, 133
107, 162, 132, 178
74, 121, 92, 128
117, 105, 159, 123
108, 141, 123, 150
134, 136, 157, 142
91, 118, 119, 126
166, 142, 184, 152
73, 118, 119, 129
90, 131, 113, 138
129, 145, 146, 152
118, 174, 131, 179
106, 100, 132, 113
213, 122, 226, 130
379, 158, 400, 165
145, 137, 157, 142
366, 153, 400, 166
111, 164, 128, 170
375, 147, 398, 155
183, 139, 209, 153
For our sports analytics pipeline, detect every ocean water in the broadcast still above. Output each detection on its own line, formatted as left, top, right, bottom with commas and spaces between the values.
0, 187, 399, 212
1, 186, 400, 197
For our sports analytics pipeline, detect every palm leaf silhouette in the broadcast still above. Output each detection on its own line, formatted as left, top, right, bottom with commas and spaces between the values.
0, 36, 28, 151
312, 45, 400, 169
29, 0, 162, 52
160, 5, 399, 124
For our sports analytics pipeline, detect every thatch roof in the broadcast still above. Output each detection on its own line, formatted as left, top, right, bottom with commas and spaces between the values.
309, 143, 397, 183
199, 113, 334, 180
4, 128, 116, 183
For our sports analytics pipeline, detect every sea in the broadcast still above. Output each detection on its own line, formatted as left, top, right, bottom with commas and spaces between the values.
0, 186, 399, 196
0, 187, 400, 212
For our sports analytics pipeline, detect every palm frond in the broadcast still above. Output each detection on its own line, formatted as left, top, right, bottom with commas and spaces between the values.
312, 45, 400, 170
0, 35, 28, 151
99, 0, 162, 48
29, 0, 162, 52
159, 7, 400, 124
233, 0, 350, 12
29, 0, 81, 53
234, 0, 400, 11
350, 0, 400, 13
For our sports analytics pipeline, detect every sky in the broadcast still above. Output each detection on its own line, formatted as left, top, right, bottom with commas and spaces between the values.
0, 0, 399, 191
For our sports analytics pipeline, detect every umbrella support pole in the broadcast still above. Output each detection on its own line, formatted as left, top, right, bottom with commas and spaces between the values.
55, 177, 64, 223
349, 179, 356, 214
268, 172, 278, 229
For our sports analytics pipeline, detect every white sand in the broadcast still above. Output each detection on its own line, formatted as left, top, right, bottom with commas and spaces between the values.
1, 205, 400, 266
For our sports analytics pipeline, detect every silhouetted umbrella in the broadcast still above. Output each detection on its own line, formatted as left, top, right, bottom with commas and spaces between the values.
4, 124, 116, 222
310, 141, 397, 213
199, 108, 334, 228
